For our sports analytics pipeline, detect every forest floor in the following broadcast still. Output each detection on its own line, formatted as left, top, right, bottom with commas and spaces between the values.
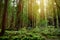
0, 27, 60, 40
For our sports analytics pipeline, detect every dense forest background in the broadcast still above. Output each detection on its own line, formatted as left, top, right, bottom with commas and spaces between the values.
0, 0, 60, 40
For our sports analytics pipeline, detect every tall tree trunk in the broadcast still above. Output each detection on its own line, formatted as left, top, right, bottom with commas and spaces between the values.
0, 0, 8, 36
0, 0, 2, 28
28, 0, 34, 27
15, 0, 23, 30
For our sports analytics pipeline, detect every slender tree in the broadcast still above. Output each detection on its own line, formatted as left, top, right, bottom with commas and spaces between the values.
15, 0, 23, 30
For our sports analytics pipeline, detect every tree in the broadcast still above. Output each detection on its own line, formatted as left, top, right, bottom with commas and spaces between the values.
0, 0, 8, 36
15, 0, 23, 30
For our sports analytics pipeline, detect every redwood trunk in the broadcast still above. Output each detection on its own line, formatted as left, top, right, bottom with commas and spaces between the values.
0, 0, 8, 36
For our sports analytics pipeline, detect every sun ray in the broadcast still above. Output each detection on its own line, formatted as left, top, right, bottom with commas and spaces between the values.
44, 0, 48, 6
38, 9, 41, 13
36, 0, 41, 5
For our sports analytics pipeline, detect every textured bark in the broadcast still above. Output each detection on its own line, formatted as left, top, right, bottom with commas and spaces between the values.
0, 0, 8, 36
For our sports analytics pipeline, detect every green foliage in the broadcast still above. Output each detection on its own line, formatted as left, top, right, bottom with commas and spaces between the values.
0, 26, 60, 40
41, 27, 55, 35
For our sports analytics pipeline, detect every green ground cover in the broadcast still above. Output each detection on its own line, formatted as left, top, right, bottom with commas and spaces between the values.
0, 26, 60, 40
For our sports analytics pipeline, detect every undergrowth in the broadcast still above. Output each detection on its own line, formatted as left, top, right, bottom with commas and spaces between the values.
0, 26, 60, 40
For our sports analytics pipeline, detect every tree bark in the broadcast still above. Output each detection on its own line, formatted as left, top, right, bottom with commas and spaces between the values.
0, 0, 8, 36
15, 0, 23, 30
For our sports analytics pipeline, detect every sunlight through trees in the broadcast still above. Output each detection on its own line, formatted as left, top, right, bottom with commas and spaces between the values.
0, 0, 60, 37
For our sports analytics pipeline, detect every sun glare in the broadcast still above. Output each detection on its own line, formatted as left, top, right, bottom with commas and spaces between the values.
38, 9, 41, 13
36, 0, 41, 5
44, 0, 48, 7
36, 0, 48, 13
